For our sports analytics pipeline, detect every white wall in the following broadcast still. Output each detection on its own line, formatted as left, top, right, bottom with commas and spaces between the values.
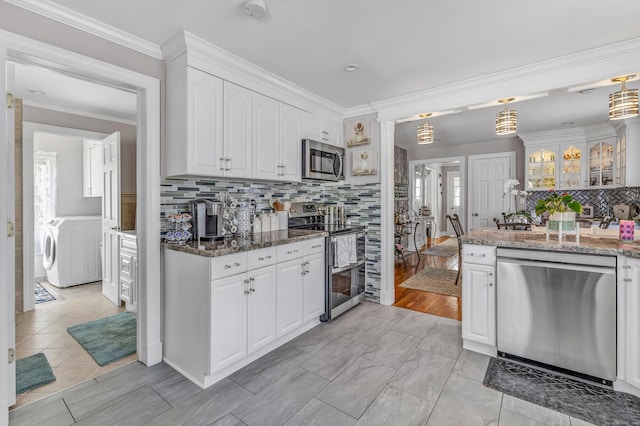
34, 132, 101, 217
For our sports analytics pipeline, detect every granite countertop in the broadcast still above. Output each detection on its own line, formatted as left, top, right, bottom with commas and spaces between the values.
461, 228, 640, 258
163, 229, 328, 257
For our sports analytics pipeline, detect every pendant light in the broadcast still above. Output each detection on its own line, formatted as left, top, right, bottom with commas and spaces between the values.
609, 75, 638, 120
496, 98, 517, 135
417, 113, 434, 144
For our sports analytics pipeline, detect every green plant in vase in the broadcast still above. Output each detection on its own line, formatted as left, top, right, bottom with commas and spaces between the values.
534, 190, 583, 231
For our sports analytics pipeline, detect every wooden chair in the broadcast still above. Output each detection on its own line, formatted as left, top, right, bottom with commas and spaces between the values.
446, 214, 464, 286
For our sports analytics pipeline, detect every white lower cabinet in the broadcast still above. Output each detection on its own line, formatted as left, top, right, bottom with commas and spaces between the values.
617, 256, 640, 395
277, 259, 305, 336
461, 244, 497, 356
163, 237, 325, 389
118, 233, 137, 313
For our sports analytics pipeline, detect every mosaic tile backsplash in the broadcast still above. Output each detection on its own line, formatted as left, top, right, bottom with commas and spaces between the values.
526, 187, 640, 217
161, 178, 382, 302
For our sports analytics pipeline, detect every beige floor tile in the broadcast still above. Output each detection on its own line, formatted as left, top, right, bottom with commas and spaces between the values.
42, 347, 80, 367
61, 348, 99, 367
17, 333, 64, 350
16, 348, 41, 360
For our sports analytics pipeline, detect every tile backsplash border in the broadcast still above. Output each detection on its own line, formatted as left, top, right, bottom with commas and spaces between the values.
161, 178, 382, 302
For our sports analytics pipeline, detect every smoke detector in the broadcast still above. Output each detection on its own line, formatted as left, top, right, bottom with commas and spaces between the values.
244, 0, 268, 18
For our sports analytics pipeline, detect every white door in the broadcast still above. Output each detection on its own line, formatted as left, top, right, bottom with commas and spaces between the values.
210, 274, 247, 372
276, 259, 304, 337
446, 171, 461, 234
279, 104, 303, 181
461, 263, 496, 347
101, 132, 122, 305
469, 153, 514, 230
2, 59, 17, 414
303, 253, 325, 322
253, 93, 280, 180
223, 81, 253, 178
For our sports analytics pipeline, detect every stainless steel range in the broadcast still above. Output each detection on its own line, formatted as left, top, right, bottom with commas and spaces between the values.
288, 202, 367, 320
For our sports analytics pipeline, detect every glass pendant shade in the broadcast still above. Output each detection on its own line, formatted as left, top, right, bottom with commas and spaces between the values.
496, 98, 517, 135
417, 114, 434, 144
609, 76, 639, 120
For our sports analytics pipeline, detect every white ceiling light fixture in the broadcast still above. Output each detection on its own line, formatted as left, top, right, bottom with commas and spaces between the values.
417, 113, 434, 144
243, 0, 268, 19
496, 98, 517, 135
609, 75, 639, 120
344, 64, 359, 72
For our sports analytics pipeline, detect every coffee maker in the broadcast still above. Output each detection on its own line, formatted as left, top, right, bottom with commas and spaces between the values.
190, 199, 223, 240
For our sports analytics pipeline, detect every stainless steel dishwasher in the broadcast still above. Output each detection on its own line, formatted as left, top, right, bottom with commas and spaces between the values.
496, 248, 616, 385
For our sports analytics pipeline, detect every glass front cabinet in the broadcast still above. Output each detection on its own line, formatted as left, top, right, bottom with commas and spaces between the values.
587, 139, 615, 188
526, 147, 558, 190
559, 144, 584, 189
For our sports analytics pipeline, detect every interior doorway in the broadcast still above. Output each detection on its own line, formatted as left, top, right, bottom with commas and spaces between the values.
13, 63, 138, 408
1, 32, 161, 417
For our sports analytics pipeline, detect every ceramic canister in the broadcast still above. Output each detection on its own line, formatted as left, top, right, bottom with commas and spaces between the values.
620, 220, 635, 241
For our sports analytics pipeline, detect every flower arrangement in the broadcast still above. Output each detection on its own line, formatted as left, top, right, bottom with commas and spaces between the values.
534, 189, 583, 215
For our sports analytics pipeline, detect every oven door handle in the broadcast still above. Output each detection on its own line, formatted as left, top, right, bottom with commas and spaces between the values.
498, 258, 616, 275
331, 237, 338, 268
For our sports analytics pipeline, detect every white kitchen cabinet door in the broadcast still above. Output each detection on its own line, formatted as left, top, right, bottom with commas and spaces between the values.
279, 103, 303, 181
276, 259, 304, 337
303, 253, 325, 322
223, 81, 253, 178
166, 66, 224, 177
247, 265, 277, 354
210, 274, 248, 372
625, 257, 640, 390
303, 113, 341, 147
461, 262, 496, 347
253, 93, 280, 180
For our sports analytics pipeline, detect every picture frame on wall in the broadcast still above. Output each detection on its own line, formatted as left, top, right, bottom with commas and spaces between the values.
346, 118, 371, 147
352, 149, 378, 176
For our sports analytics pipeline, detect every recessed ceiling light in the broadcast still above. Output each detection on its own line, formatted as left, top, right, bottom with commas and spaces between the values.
561, 121, 575, 126
344, 64, 359, 72
578, 88, 595, 94
27, 89, 45, 96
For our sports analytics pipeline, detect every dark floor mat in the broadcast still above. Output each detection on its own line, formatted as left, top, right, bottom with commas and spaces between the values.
483, 357, 640, 426
16, 353, 56, 394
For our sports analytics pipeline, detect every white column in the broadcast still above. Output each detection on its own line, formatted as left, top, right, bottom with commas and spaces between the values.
379, 120, 395, 305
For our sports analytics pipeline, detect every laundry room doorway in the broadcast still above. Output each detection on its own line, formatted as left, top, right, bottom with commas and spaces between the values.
12, 62, 140, 408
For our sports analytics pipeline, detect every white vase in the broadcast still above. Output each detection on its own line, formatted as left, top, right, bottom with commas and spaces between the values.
548, 211, 576, 231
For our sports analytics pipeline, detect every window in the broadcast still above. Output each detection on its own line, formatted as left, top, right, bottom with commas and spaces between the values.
34, 152, 57, 255
453, 176, 461, 207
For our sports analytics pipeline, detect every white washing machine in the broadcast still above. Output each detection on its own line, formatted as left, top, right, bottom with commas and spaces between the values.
42, 216, 102, 288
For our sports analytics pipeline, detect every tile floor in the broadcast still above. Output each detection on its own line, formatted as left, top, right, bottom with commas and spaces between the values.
12, 281, 136, 409
10, 301, 596, 426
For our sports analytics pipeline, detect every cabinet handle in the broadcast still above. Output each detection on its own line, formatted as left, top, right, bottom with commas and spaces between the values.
624, 265, 631, 269
250, 276, 255, 292
489, 283, 493, 286
489, 272, 493, 276
258, 256, 265, 261
624, 278, 632, 282
244, 278, 250, 294
322, 130, 328, 135
226, 158, 232, 171
266, 255, 272, 259
287, 249, 299, 254
220, 157, 226, 171
224, 262, 241, 269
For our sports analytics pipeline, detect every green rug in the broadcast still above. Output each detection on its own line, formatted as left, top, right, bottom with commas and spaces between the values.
67, 312, 137, 366
16, 353, 56, 394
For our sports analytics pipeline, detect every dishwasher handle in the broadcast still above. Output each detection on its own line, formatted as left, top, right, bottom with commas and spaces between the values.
497, 257, 616, 275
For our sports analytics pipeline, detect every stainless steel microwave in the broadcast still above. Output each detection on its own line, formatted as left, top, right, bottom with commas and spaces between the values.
302, 139, 344, 181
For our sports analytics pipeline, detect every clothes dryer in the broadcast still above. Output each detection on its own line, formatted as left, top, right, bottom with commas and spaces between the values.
42, 216, 102, 287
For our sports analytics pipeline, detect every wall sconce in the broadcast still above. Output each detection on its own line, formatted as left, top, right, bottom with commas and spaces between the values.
417, 113, 434, 144
496, 98, 517, 135
609, 75, 638, 120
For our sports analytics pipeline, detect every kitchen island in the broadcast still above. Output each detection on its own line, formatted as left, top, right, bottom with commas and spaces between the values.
459, 229, 640, 396
163, 229, 328, 389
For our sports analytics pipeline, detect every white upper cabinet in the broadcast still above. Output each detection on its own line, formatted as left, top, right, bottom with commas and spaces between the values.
253, 93, 281, 180
166, 66, 224, 177
254, 93, 303, 182
303, 112, 342, 147
279, 104, 303, 181
615, 118, 640, 187
83, 139, 103, 197
223, 81, 253, 178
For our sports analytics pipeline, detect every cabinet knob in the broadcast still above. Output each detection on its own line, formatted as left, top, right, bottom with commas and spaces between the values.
623, 264, 631, 269
489, 272, 493, 276
489, 283, 493, 286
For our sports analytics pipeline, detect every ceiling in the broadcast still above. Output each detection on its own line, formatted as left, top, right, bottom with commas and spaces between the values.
8, 0, 640, 142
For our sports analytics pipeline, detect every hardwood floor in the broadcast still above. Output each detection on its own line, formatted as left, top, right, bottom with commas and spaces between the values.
393, 236, 462, 321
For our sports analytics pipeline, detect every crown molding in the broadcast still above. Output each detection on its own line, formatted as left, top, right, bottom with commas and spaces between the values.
162, 31, 344, 119
5, 0, 163, 59
367, 37, 640, 123
344, 104, 377, 119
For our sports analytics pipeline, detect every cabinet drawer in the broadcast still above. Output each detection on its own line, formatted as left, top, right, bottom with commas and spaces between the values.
247, 247, 277, 270
211, 252, 248, 279
120, 253, 134, 280
120, 236, 137, 251
462, 244, 496, 265
304, 237, 325, 255
277, 241, 304, 262
120, 276, 133, 303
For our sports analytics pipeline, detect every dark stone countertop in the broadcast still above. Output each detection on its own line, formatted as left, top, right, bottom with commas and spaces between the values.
460, 228, 640, 259
163, 229, 328, 258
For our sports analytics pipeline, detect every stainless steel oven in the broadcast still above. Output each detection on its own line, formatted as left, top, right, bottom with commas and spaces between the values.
288, 202, 367, 320
302, 139, 344, 181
